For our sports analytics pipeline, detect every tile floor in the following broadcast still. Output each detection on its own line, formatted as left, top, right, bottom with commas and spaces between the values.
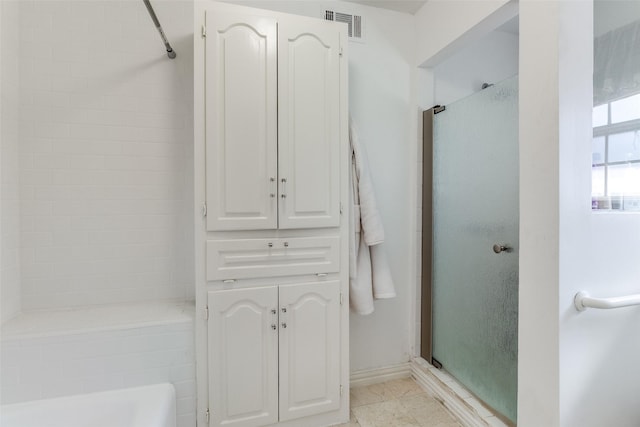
340, 377, 461, 427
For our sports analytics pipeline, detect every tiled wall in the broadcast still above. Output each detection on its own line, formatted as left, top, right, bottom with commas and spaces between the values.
1, 0, 22, 323
17, 0, 194, 310
1, 321, 196, 427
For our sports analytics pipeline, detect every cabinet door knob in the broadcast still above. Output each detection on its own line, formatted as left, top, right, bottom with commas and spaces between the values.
281, 307, 287, 313
281, 322, 287, 329
271, 324, 277, 330
280, 178, 287, 199
268, 242, 273, 248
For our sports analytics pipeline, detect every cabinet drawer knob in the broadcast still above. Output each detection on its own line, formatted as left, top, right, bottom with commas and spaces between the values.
283, 242, 289, 247
268, 242, 273, 248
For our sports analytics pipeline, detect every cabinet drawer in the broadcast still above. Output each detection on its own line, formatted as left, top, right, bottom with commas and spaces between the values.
207, 237, 340, 281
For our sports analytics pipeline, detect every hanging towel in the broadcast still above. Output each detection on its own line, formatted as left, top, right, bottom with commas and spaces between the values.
349, 118, 396, 315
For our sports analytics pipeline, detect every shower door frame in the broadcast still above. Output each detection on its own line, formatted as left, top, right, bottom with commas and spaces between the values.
420, 107, 436, 364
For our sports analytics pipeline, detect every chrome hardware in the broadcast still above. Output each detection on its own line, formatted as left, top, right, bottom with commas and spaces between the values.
281, 178, 287, 198
271, 324, 277, 330
268, 242, 273, 248
317, 273, 328, 278
270, 177, 276, 198
283, 242, 289, 248
223, 279, 236, 284
492, 244, 511, 254
281, 322, 287, 328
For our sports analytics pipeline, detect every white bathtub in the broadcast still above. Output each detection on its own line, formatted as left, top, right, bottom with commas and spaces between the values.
0, 383, 176, 427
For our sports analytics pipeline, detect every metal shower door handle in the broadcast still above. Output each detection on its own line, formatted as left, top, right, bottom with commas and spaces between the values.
493, 244, 511, 254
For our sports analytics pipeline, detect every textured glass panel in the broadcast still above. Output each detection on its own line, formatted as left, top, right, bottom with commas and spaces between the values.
608, 131, 640, 162
593, 104, 608, 127
611, 93, 640, 123
593, 136, 606, 164
433, 76, 518, 423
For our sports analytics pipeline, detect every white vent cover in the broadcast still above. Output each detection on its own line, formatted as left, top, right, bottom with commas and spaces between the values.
325, 10, 364, 41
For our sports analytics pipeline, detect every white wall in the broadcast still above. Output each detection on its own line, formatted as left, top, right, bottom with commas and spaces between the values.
520, 1, 640, 426
433, 29, 518, 106
339, 2, 416, 373
222, 0, 417, 372
15, 0, 194, 310
415, 0, 516, 67
1, 0, 22, 323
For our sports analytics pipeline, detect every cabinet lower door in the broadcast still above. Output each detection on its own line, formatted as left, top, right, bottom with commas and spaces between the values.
278, 280, 341, 421
208, 287, 279, 427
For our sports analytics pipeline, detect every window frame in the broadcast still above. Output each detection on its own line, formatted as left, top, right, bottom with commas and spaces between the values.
592, 94, 640, 210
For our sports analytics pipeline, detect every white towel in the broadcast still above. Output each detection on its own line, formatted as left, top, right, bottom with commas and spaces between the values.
349, 118, 396, 315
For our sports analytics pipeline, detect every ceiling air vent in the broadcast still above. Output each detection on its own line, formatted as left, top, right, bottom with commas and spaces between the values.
325, 10, 364, 42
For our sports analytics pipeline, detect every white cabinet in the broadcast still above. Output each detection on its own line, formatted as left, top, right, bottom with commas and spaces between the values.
208, 286, 279, 427
278, 281, 341, 421
205, 13, 278, 231
208, 281, 341, 427
195, 3, 348, 427
205, 11, 342, 231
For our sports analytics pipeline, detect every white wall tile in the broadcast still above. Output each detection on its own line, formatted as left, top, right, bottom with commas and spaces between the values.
1, 0, 23, 323
1, 321, 196, 427
14, 0, 194, 310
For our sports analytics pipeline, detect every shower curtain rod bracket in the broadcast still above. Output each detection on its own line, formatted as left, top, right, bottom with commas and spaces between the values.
143, 0, 177, 59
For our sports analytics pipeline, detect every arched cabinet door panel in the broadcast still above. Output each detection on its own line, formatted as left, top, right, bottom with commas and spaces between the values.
278, 17, 342, 229
205, 13, 278, 231
278, 280, 341, 421
208, 287, 279, 427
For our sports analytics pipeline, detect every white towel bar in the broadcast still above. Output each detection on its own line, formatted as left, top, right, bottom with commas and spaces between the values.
574, 291, 640, 311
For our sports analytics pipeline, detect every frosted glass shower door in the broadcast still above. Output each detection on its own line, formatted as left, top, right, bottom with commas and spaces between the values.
432, 76, 518, 422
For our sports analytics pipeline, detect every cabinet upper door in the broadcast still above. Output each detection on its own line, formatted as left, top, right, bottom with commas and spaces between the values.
278, 18, 342, 229
205, 13, 278, 231
278, 280, 341, 421
208, 287, 279, 427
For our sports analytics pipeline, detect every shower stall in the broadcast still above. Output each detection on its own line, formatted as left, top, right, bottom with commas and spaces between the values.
422, 76, 519, 423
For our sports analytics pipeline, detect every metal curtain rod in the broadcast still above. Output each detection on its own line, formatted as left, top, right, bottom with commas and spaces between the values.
143, 0, 176, 59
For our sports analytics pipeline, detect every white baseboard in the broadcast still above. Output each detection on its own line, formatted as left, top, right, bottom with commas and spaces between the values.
410, 358, 510, 427
349, 362, 412, 388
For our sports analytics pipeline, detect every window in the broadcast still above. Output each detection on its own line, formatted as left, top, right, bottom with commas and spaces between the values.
592, 92, 640, 211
